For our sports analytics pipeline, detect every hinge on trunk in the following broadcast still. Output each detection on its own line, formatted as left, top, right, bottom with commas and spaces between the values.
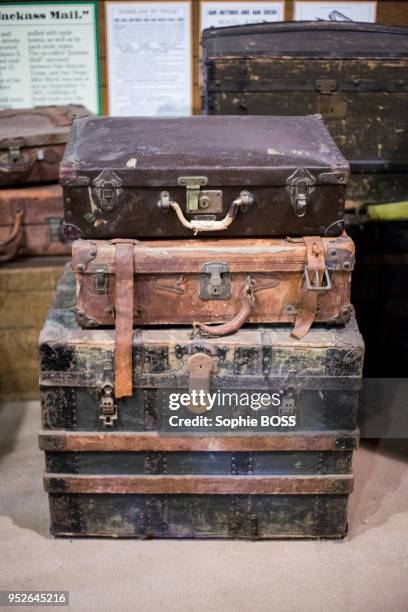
93, 169, 122, 212
316, 79, 348, 119
178, 176, 223, 214
98, 383, 117, 427
286, 167, 316, 217
200, 261, 231, 300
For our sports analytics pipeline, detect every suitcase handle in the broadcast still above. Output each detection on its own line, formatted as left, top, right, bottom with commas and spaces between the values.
192, 277, 255, 337
158, 191, 253, 235
0, 210, 24, 262
0, 151, 36, 179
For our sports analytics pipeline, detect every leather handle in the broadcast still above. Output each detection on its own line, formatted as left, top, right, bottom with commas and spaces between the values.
0, 152, 36, 177
0, 210, 24, 262
193, 280, 255, 337
158, 192, 253, 235
114, 241, 135, 398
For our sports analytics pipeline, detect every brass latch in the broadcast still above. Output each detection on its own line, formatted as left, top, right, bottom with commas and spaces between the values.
316, 79, 347, 119
178, 176, 223, 213
286, 167, 316, 217
98, 383, 117, 427
200, 261, 231, 300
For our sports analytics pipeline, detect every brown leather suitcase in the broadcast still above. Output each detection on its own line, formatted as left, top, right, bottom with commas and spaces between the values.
61, 115, 349, 239
0, 184, 70, 262
0, 105, 91, 186
72, 235, 354, 397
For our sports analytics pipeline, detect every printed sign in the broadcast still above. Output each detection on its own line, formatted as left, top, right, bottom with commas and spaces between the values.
201, 1, 284, 30
0, 2, 100, 113
106, 1, 192, 116
294, 2, 376, 22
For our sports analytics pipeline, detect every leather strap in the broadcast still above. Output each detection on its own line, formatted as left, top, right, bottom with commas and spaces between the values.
291, 236, 326, 340
0, 210, 25, 262
193, 277, 255, 337
113, 240, 135, 398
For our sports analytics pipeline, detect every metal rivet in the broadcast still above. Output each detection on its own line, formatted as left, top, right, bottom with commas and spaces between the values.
90, 248, 97, 257
104, 307, 114, 317
343, 261, 352, 271
329, 248, 337, 256
76, 263, 85, 273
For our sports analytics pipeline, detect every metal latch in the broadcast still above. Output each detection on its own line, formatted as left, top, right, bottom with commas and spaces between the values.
316, 79, 347, 119
99, 383, 117, 426
94, 265, 108, 294
200, 261, 231, 300
178, 176, 223, 213
286, 167, 316, 217
46, 217, 64, 243
8, 144, 21, 163
93, 169, 123, 212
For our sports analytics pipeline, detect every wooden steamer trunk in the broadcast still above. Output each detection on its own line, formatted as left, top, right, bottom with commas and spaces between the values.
202, 21, 408, 208
39, 269, 363, 539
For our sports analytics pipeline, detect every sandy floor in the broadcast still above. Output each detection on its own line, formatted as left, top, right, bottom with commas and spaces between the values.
0, 401, 407, 612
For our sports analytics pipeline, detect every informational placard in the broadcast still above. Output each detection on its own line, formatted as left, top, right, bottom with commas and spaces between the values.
201, 2, 284, 30
0, 2, 100, 113
106, 1, 192, 116
294, 2, 376, 22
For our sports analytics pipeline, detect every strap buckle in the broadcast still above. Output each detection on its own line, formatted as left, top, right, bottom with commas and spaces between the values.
304, 266, 332, 291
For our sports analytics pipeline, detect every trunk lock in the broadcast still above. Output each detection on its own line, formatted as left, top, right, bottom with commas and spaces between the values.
98, 383, 118, 427
316, 79, 348, 119
178, 176, 223, 214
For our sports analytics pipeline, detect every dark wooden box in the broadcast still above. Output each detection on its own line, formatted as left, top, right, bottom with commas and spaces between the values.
38, 268, 363, 538
202, 21, 408, 207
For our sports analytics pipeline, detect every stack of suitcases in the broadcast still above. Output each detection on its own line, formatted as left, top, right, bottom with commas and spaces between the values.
39, 114, 364, 539
0, 105, 89, 399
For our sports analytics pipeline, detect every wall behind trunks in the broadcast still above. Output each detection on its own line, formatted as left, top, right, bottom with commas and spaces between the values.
96, 1, 408, 115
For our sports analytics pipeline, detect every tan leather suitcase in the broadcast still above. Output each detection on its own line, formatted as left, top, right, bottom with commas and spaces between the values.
0, 184, 70, 262
72, 235, 354, 397
0, 105, 91, 186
